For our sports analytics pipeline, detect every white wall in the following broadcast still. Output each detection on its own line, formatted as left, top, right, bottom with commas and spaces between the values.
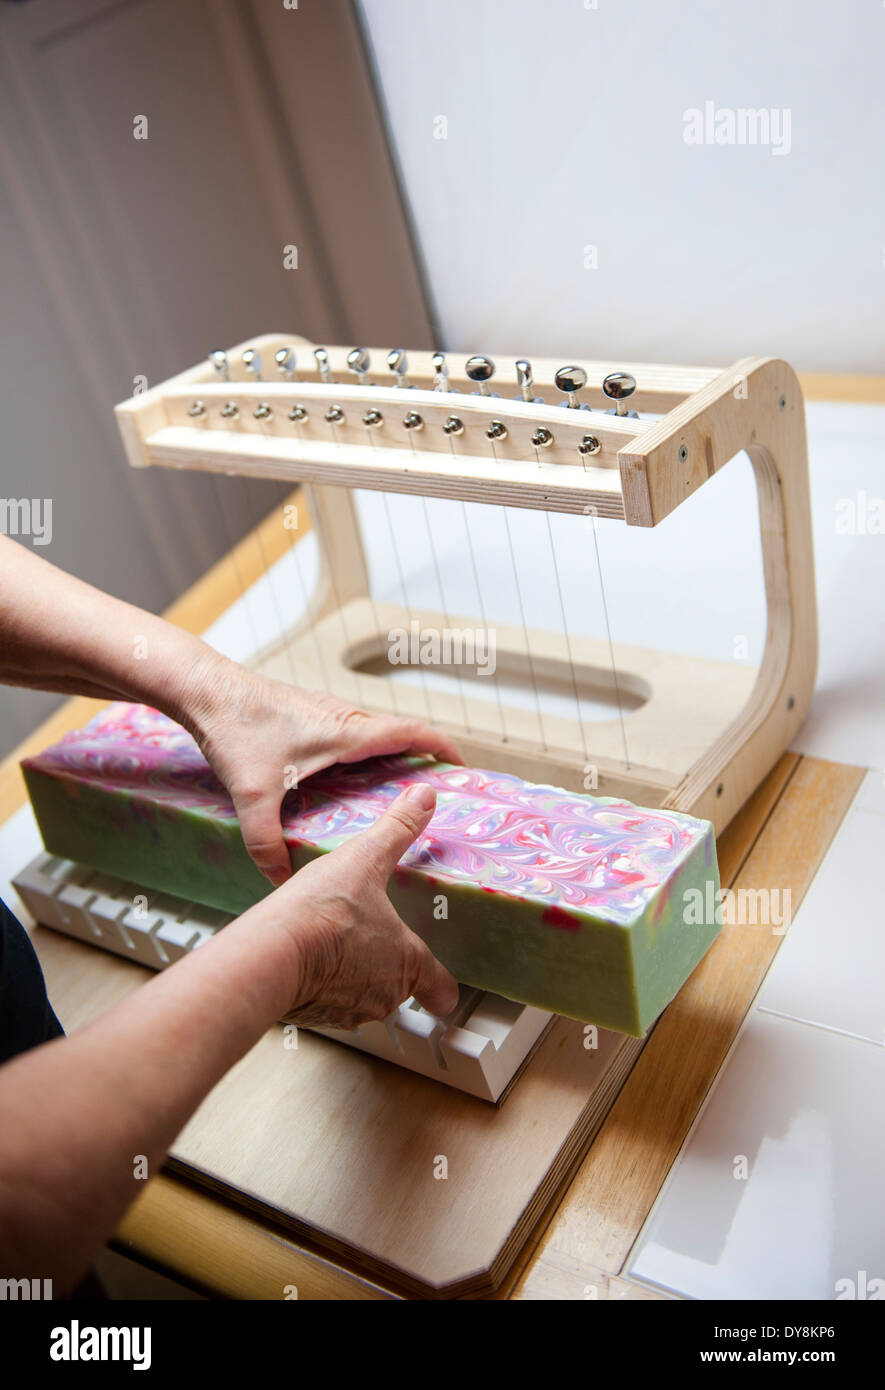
358, 0, 885, 373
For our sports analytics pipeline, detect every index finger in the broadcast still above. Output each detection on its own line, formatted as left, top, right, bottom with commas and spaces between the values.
339, 715, 464, 768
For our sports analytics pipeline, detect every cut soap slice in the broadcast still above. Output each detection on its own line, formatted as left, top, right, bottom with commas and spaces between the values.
21, 703, 721, 1035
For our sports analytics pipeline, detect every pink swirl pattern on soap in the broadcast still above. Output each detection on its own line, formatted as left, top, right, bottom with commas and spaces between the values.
25, 703, 709, 925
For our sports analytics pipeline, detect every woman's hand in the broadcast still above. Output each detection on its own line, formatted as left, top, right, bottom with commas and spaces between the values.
186, 654, 462, 887
0, 537, 461, 888
245, 780, 459, 1027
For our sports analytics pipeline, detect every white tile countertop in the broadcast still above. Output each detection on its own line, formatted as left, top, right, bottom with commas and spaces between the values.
627, 769, 885, 1300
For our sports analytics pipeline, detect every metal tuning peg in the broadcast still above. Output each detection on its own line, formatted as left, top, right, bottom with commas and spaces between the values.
515, 359, 544, 405
602, 371, 638, 418
242, 348, 262, 380
347, 347, 372, 385
274, 346, 298, 381
554, 364, 591, 411
387, 349, 410, 388
465, 355, 497, 397
314, 347, 333, 384
208, 349, 230, 381
431, 351, 451, 391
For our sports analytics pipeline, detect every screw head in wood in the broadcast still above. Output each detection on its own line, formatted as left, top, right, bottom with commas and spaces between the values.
431, 351, 450, 390
554, 364, 586, 395
403, 410, 424, 430
466, 355, 495, 396
253, 402, 272, 420
363, 408, 383, 427
442, 415, 464, 436
288, 405, 308, 422
602, 370, 636, 401
314, 348, 332, 383
387, 349, 410, 387
274, 346, 298, 379
554, 365, 590, 409
517, 358, 545, 404
466, 354, 494, 382
220, 400, 239, 420
187, 400, 206, 417
578, 434, 601, 455
603, 371, 638, 417
531, 426, 554, 448
325, 405, 344, 424
242, 348, 262, 379
347, 347, 371, 379
486, 420, 507, 441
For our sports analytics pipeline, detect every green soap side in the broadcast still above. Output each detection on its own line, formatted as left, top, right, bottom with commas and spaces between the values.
628, 830, 721, 1033
387, 873, 642, 1034
23, 766, 273, 915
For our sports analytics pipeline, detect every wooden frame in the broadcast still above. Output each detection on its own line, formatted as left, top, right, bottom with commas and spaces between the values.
115, 334, 817, 836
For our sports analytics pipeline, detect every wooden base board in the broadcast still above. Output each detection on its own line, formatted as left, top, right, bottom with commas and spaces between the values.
165, 1016, 644, 1297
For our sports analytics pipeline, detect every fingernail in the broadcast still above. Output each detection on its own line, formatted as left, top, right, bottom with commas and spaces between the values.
404, 783, 435, 810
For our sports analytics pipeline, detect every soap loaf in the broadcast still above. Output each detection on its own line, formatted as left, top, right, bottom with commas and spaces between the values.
22, 703, 721, 1034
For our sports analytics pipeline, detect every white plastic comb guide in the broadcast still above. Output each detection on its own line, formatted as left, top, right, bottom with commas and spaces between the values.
12, 852, 553, 1103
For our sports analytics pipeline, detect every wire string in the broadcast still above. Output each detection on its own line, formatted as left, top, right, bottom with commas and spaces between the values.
421, 495, 472, 733
380, 491, 434, 723
589, 512, 631, 769
544, 510, 591, 764
460, 499, 509, 742
501, 504, 547, 752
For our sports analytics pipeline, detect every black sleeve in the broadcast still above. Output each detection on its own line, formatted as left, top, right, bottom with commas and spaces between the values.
0, 896, 65, 1064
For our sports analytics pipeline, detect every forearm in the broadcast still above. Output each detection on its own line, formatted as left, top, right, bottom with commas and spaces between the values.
0, 535, 226, 730
0, 901, 299, 1294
